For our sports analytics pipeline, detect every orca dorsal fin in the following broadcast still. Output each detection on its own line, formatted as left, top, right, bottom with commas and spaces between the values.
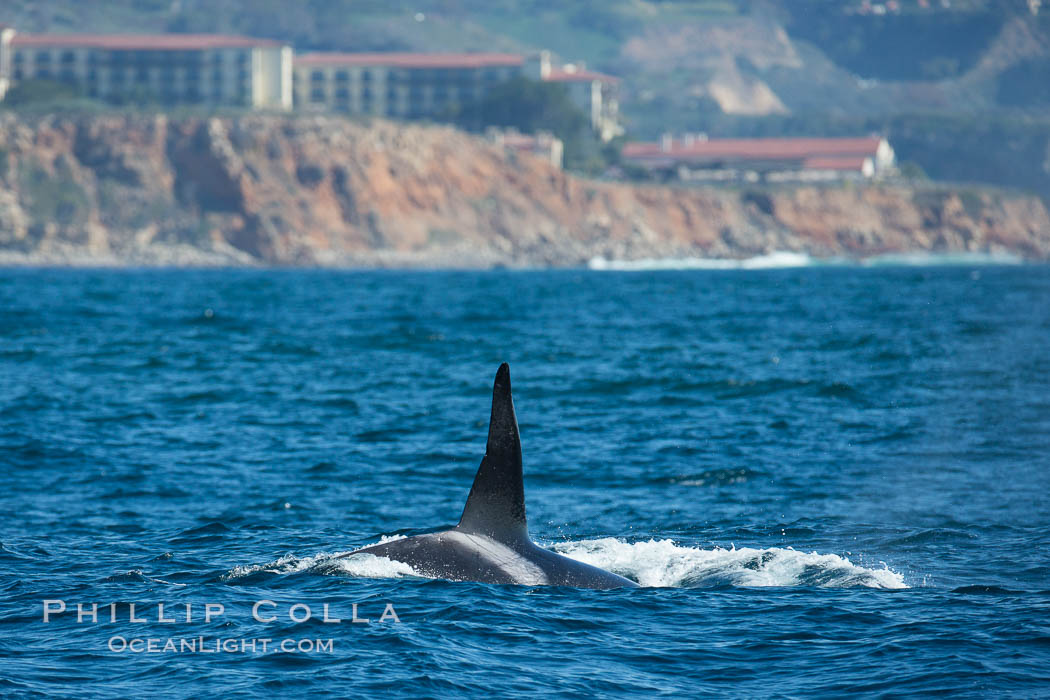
457, 363, 528, 541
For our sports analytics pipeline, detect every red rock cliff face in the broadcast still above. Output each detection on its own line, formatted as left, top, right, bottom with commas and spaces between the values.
0, 112, 1048, 266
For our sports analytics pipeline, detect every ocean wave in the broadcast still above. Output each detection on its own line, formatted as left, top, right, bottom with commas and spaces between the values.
551, 538, 908, 590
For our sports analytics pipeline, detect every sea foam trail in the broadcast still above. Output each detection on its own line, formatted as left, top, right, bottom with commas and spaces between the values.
552, 538, 908, 590
225, 537, 906, 589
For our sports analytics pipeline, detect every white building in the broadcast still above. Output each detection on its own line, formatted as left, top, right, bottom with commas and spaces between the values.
3, 31, 292, 109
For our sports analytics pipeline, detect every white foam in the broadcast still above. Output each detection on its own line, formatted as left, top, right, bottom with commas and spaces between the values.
223, 550, 422, 581
224, 538, 907, 589
588, 251, 814, 271
550, 538, 908, 589
322, 552, 420, 579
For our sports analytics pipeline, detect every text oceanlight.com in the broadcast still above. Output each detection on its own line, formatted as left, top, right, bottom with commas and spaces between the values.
41, 600, 402, 654
108, 637, 336, 654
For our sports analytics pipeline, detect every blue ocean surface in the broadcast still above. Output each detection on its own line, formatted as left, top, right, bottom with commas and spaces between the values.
1, 267, 1048, 697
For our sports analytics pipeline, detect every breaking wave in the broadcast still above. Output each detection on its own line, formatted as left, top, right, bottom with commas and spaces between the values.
552, 538, 907, 589
225, 537, 906, 589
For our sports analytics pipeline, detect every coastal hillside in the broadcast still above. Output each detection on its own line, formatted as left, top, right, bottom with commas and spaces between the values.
7, 1, 1050, 120
4, 2, 1050, 200
0, 112, 1047, 266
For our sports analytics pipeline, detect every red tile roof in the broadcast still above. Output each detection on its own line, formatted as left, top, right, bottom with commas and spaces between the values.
623, 137, 883, 161
544, 68, 619, 84
10, 33, 285, 49
295, 52, 524, 69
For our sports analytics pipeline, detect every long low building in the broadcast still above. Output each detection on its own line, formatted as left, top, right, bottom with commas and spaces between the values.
0, 29, 292, 109
294, 50, 622, 141
622, 136, 896, 181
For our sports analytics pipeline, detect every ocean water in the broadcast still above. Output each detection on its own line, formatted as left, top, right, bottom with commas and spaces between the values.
1, 266, 1048, 697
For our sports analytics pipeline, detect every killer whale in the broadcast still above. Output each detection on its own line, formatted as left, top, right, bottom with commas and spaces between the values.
343, 363, 638, 589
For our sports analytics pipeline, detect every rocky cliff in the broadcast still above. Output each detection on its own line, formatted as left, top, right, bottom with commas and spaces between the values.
0, 112, 1048, 267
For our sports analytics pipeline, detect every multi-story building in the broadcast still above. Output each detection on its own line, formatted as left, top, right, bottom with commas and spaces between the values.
293, 50, 621, 141
3, 31, 292, 109
293, 52, 522, 121
0, 28, 620, 136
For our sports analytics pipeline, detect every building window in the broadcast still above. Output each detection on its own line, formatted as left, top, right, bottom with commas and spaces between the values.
61, 50, 76, 64
310, 70, 324, 83
361, 70, 372, 83
310, 87, 325, 102
335, 70, 349, 83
